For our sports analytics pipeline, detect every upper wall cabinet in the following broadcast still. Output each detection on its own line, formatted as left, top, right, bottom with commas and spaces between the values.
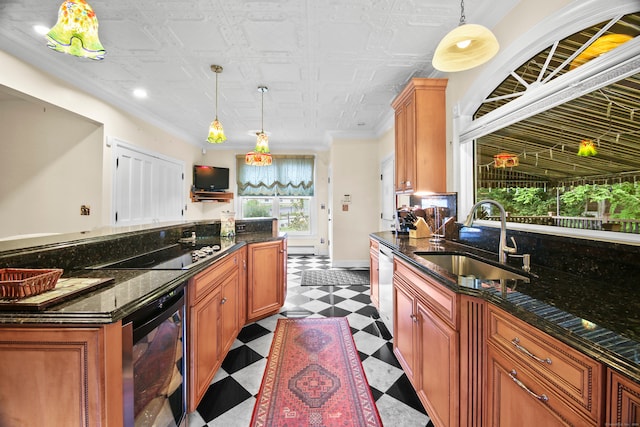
392, 78, 447, 194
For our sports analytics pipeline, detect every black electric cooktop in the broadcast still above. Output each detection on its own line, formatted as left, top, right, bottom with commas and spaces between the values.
88, 243, 222, 270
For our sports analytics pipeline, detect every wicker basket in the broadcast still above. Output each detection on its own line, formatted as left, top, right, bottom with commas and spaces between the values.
0, 269, 63, 300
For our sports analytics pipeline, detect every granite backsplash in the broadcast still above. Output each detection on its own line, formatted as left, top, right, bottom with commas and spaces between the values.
453, 223, 640, 282
0, 218, 277, 271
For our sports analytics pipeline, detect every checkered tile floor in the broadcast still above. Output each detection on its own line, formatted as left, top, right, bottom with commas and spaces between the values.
188, 255, 433, 426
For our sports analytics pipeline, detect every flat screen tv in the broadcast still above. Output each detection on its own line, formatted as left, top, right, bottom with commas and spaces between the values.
193, 165, 230, 191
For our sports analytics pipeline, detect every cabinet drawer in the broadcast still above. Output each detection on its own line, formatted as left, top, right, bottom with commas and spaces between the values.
370, 238, 379, 251
487, 344, 598, 427
394, 258, 457, 328
189, 252, 239, 305
487, 306, 603, 422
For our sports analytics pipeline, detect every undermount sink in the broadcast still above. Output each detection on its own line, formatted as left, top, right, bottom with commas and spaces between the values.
416, 253, 529, 282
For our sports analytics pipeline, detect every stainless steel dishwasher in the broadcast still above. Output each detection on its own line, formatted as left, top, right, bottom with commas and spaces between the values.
122, 283, 186, 427
378, 245, 394, 333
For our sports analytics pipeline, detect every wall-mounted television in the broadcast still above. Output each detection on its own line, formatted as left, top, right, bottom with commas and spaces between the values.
193, 165, 230, 191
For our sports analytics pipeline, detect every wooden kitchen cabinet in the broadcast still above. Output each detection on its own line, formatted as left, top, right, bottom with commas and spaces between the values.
393, 257, 459, 427
485, 305, 603, 426
391, 78, 447, 194
247, 240, 286, 322
606, 369, 640, 426
0, 323, 123, 426
369, 238, 380, 309
187, 250, 241, 412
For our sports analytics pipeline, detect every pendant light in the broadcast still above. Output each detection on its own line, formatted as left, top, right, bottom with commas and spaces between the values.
46, 0, 105, 60
207, 65, 227, 144
432, 0, 499, 72
245, 86, 272, 166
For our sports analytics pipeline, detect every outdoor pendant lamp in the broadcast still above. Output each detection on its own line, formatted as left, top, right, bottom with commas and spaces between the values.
46, 0, 105, 60
245, 86, 273, 166
432, 0, 498, 72
207, 65, 227, 144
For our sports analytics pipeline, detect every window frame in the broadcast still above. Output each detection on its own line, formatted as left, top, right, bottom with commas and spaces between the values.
452, 3, 640, 244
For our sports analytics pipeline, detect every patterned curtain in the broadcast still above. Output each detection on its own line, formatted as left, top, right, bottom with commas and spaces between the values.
237, 155, 314, 196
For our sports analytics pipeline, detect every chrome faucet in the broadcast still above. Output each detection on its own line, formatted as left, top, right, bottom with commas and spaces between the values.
463, 199, 517, 264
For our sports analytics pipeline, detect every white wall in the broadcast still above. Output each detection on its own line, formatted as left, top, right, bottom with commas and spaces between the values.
0, 50, 334, 250
329, 138, 380, 267
0, 98, 103, 238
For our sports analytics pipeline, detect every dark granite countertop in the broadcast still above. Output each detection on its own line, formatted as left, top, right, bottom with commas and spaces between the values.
0, 232, 284, 325
371, 231, 640, 382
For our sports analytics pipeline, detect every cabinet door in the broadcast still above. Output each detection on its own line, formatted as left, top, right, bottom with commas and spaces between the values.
394, 107, 407, 192
247, 241, 282, 321
607, 369, 640, 426
403, 95, 416, 192
486, 345, 593, 427
0, 324, 123, 427
416, 299, 459, 427
188, 287, 221, 412
220, 270, 240, 356
393, 279, 417, 384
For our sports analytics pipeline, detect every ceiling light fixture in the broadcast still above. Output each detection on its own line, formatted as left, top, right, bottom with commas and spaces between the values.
207, 65, 227, 144
493, 152, 519, 168
46, 0, 105, 60
245, 86, 272, 166
432, 0, 499, 72
577, 139, 598, 157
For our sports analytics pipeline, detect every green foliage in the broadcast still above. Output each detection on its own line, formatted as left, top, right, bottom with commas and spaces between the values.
476, 187, 554, 216
478, 182, 640, 220
244, 199, 271, 217
280, 198, 310, 232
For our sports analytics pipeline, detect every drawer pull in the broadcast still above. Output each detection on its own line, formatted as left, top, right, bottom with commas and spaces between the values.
512, 337, 552, 365
410, 314, 418, 323
508, 369, 549, 402
221, 297, 228, 305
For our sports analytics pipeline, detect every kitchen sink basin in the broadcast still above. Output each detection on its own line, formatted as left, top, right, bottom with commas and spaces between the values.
416, 253, 529, 282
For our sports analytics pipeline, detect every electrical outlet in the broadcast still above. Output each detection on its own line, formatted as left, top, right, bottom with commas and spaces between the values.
320, 238, 325, 244
80, 205, 90, 215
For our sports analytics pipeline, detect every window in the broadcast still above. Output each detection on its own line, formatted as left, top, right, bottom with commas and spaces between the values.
236, 155, 314, 235
467, 13, 640, 236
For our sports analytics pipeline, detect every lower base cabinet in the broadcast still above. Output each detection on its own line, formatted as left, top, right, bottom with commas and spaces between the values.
485, 305, 602, 426
247, 240, 286, 322
391, 255, 615, 427
393, 257, 459, 427
187, 249, 241, 412
606, 369, 640, 426
0, 323, 123, 426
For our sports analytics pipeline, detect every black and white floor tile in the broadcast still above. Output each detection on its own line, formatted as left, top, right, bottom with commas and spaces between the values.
188, 255, 432, 426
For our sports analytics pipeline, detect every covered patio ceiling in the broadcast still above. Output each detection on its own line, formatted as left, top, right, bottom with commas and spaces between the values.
475, 12, 640, 187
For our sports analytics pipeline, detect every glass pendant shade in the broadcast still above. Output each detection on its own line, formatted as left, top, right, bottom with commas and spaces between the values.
432, 23, 499, 72
493, 152, 519, 168
246, 87, 272, 166
577, 139, 598, 157
46, 0, 105, 60
207, 118, 226, 143
207, 65, 226, 143
245, 132, 272, 166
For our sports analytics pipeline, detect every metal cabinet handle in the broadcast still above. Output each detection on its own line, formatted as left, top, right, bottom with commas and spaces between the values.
508, 370, 549, 402
512, 337, 552, 364
221, 297, 228, 305
410, 314, 418, 323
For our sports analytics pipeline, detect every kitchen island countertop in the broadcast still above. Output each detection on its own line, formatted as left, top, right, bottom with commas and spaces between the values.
0, 232, 284, 325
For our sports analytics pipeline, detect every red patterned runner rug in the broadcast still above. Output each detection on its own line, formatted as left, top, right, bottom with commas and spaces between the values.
250, 317, 383, 426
